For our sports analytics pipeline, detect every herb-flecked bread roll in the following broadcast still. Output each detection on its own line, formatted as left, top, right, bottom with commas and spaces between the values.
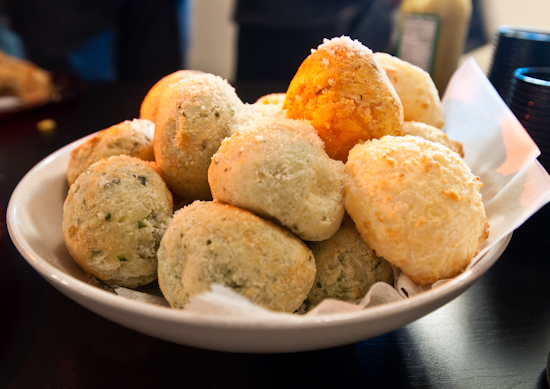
140, 69, 203, 123
158, 201, 316, 313
305, 215, 394, 307
62, 155, 173, 288
67, 118, 155, 186
374, 52, 444, 128
284, 36, 403, 162
209, 121, 345, 241
154, 73, 244, 201
344, 135, 489, 285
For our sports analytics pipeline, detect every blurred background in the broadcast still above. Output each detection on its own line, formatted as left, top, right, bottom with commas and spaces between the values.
189, 0, 550, 81
1, 0, 550, 84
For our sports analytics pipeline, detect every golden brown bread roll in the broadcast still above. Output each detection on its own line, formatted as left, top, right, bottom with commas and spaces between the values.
401, 120, 464, 158
344, 135, 489, 285
139, 69, 203, 123
374, 52, 445, 128
284, 36, 404, 162
255, 92, 286, 106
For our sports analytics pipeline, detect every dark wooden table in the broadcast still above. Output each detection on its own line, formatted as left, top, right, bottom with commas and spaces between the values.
1, 80, 549, 388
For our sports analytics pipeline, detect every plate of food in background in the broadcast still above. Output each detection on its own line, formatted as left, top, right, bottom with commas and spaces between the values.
0, 50, 83, 119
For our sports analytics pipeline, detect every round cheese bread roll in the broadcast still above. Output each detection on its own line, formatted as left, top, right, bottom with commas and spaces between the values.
344, 135, 489, 285
374, 52, 444, 128
140, 69, 203, 122
229, 102, 285, 136
209, 121, 345, 241
63, 155, 173, 288
154, 73, 244, 201
255, 92, 286, 106
305, 215, 394, 307
158, 201, 316, 313
67, 118, 155, 186
284, 36, 403, 162
402, 121, 464, 157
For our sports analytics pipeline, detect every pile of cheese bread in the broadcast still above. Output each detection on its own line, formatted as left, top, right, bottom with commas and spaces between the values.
62, 36, 489, 313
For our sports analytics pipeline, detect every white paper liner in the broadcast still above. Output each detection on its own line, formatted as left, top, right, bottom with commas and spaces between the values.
115, 58, 550, 320
114, 286, 170, 307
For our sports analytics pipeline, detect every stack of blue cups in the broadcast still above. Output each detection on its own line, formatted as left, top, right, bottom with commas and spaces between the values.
488, 26, 550, 103
508, 67, 550, 171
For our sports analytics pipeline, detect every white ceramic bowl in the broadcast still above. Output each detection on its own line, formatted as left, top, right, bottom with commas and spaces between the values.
7, 135, 511, 353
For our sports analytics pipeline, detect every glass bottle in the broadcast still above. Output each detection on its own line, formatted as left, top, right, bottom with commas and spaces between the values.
394, 0, 472, 95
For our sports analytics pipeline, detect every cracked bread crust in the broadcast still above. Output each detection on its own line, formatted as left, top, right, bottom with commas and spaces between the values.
344, 135, 489, 285
158, 201, 316, 313
209, 121, 345, 241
